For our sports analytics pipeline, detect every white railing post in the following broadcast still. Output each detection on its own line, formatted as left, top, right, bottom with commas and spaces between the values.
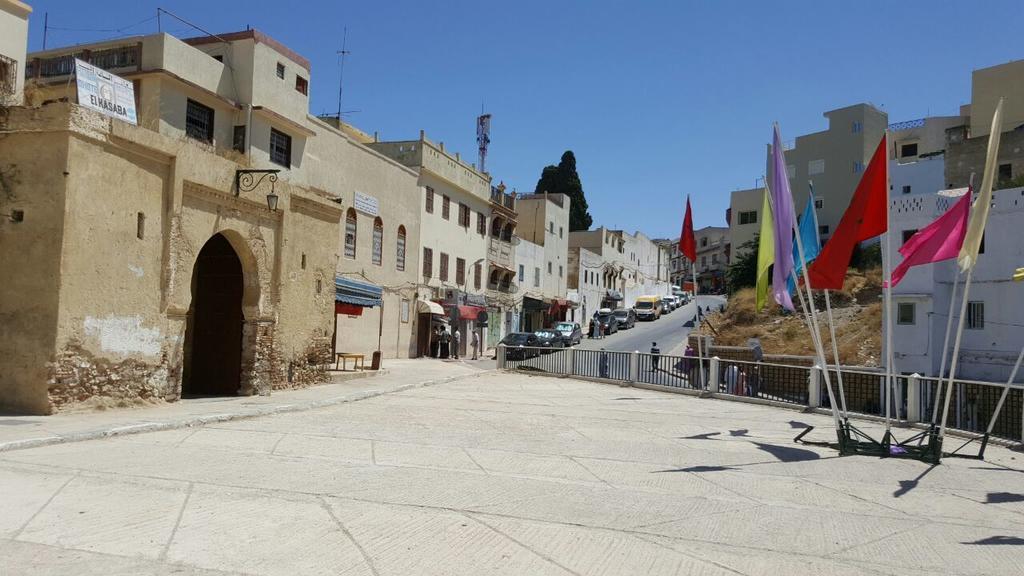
629, 350, 639, 383
709, 356, 720, 393
566, 346, 576, 376
809, 365, 822, 407
497, 344, 505, 369
907, 373, 921, 422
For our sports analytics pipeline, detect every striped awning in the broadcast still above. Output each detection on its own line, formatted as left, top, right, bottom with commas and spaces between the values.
335, 276, 382, 307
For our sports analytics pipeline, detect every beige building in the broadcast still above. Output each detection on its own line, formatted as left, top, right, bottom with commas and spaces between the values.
694, 226, 729, 293
569, 227, 627, 310
567, 246, 604, 322
0, 0, 29, 105
767, 104, 888, 245
727, 186, 765, 259
1, 28, 428, 413
369, 134, 496, 357
515, 192, 572, 327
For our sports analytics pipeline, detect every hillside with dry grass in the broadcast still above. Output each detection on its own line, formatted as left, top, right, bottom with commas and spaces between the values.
697, 268, 883, 366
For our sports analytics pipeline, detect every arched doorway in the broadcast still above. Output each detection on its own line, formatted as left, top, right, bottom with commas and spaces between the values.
182, 233, 244, 396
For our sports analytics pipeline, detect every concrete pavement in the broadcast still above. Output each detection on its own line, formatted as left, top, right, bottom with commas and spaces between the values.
2, 369, 1022, 575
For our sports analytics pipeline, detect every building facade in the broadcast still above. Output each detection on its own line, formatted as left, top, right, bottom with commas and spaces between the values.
515, 192, 572, 326
0, 0, 30, 105
694, 226, 729, 293
728, 186, 765, 259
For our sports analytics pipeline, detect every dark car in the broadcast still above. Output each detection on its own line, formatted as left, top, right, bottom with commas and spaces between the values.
613, 308, 636, 330
534, 330, 567, 353
593, 309, 619, 336
553, 322, 583, 346
501, 332, 541, 360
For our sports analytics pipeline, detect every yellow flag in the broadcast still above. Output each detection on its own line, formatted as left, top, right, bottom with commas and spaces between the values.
1014, 267, 1024, 282
958, 97, 1004, 271
756, 186, 775, 311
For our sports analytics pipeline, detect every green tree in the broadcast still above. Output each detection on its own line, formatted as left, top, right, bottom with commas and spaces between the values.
726, 236, 759, 294
534, 150, 593, 231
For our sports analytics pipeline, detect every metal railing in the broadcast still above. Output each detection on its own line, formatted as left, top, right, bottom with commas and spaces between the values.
26, 43, 142, 79
495, 346, 1024, 443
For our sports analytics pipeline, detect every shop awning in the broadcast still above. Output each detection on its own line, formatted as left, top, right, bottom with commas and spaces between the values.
335, 276, 382, 307
335, 302, 364, 316
417, 299, 445, 315
522, 296, 547, 311
442, 303, 485, 320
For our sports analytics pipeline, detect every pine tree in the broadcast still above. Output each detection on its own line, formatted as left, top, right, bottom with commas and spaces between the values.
534, 150, 593, 231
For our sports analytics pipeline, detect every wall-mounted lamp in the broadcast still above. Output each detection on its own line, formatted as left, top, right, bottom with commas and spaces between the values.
235, 169, 281, 211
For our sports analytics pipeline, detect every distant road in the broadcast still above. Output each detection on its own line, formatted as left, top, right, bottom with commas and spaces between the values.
576, 295, 727, 355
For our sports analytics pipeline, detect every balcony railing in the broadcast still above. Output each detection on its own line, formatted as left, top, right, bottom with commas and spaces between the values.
27, 43, 142, 79
487, 237, 514, 270
490, 187, 516, 211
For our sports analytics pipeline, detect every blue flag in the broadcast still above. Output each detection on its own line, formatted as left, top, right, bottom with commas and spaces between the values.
789, 188, 822, 294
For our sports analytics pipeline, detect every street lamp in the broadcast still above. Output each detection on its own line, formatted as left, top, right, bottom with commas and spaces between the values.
235, 169, 281, 211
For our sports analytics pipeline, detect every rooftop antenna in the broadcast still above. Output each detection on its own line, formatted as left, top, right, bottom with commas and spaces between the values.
335, 27, 351, 121
42, 12, 48, 49
477, 105, 491, 174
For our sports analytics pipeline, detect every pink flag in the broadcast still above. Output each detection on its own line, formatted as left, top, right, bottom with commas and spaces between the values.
886, 191, 971, 288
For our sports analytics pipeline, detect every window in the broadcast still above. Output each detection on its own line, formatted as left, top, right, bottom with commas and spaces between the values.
852, 121, 863, 133
372, 218, 383, 266
547, 262, 552, 274
233, 125, 246, 153
477, 212, 485, 235
559, 226, 564, 239
897, 302, 915, 325
998, 163, 1012, 183
442, 196, 450, 220
301, 253, 306, 269
808, 159, 825, 175
902, 229, 918, 244
295, 75, 308, 95
396, 226, 406, 271
814, 198, 824, 210
819, 225, 830, 236
967, 301, 984, 330
456, 258, 466, 285
344, 209, 357, 259
423, 248, 433, 277
440, 253, 449, 281
738, 210, 757, 225
458, 203, 470, 227
185, 99, 214, 143
701, 256, 707, 267
900, 143, 918, 158
712, 254, 719, 264
276, 62, 285, 79
401, 299, 410, 323
518, 265, 524, 282
853, 161, 864, 173
136, 212, 145, 240
786, 164, 796, 179
425, 187, 434, 213
473, 262, 481, 289
558, 265, 563, 277
701, 237, 708, 247
534, 267, 540, 287
269, 128, 292, 168
902, 185, 912, 195
549, 221, 554, 233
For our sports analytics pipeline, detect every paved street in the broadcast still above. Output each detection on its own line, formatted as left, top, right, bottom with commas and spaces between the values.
2, 369, 1022, 575
577, 295, 727, 354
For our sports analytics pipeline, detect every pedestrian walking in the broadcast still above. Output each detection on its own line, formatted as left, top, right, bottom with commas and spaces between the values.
597, 320, 604, 340
453, 328, 461, 360
683, 344, 697, 387
440, 328, 451, 359
599, 348, 609, 379
471, 330, 480, 360
650, 342, 660, 372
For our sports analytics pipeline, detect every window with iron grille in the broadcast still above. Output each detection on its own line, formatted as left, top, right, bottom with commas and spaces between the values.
0, 54, 17, 98
425, 187, 434, 213
269, 128, 291, 168
477, 212, 485, 235
456, 258, 466, 285
344, 209, 357, 259
738, 210, 757, 225
967, 301, 984, 330
897, 302, 915, 325
440, 253, 449, 281
233, 125, 246, 153
295, 75, 308, 95
458, 203, 469, 227
372, 218, 383, 266
185, 99, 214, 143
423, 247, 433, 277
442, 196, 451, 220
276, 62, 285, 79
474, 262, 481, 289
396, 226, 406, 271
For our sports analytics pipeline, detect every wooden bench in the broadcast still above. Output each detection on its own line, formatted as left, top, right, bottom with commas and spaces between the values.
334, 353, 366, 371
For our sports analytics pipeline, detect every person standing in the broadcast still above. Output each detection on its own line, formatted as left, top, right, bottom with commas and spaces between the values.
453, 328, 461, 360
471, 329, 480, 360
650, 342, 661, 372
599, 349, 609, 379
683, 344, 697, 387
723, 363, 740, 395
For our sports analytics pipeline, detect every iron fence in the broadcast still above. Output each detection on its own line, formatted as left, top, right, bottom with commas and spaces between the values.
502, 346, 569, 375
636, 353, 705, 390
919, 377, 1023, 442
573, 349, 630, 381
718, 358, 810, 405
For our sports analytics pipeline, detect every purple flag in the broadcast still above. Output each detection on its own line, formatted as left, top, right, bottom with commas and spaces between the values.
770, 125, 796, 311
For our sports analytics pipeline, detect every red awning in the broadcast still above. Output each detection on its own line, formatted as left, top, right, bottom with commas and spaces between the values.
335, 302, 364, 316
458, 305, 484, 320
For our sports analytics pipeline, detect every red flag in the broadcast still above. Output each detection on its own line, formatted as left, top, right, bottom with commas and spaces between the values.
807, 134, 888, 289
679, 196, 696, 262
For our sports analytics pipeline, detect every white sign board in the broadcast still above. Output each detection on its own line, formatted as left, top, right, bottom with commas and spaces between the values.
75, 59, 138, 125
354, 191, 379, 217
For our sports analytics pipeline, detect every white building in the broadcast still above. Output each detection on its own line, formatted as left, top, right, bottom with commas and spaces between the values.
888, 115, 964, 199
887, 187, 1024, 383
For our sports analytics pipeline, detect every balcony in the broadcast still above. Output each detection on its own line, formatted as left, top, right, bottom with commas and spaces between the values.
487, 237, 514, 271
490, 185, 516, 215
27, 43, 142, 79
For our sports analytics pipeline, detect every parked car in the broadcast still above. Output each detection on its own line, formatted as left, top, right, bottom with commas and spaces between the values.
634, 296, 662, 321
613, 308, 636, 330
534, 330, 567, 353
500, 332, 541, 360
593, 309, 620, 335
660, 297, 674, 314
553, 322, 583, 346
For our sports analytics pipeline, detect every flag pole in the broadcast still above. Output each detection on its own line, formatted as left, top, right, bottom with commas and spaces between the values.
691, 261, 705, 390
882, 129, 897, 436
938, 265, 975, 438
985, 345, 1024, 436
809, 182, 849, 420
931, 273, 960, 424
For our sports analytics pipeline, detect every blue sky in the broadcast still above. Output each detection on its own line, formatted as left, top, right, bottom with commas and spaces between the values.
26, 1, 1024, 236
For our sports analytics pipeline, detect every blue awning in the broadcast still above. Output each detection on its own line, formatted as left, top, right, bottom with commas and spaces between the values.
335, 276, 382, 307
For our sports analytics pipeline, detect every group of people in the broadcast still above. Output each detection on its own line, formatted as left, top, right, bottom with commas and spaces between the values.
429, 325, 480, 361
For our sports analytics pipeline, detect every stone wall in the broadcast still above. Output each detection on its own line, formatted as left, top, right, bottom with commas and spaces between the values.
47, 342, 171, 411
278, 333, 332, 390
945, 125, 1024, 188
